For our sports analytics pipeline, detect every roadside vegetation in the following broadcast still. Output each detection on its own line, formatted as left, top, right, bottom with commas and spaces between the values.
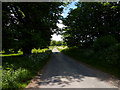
60, 2, 120, 78
3, 2, 63, 55
50, 40, 67, 46
2, 2, 120, 89
57, 46, 68, 52
2, 2, 63, 89
50, 40, 67, 51
60, 36, 120, 78
2, 49, 52, 89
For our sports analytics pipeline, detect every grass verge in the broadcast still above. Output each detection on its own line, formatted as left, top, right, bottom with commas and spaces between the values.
57, 46, 68, 52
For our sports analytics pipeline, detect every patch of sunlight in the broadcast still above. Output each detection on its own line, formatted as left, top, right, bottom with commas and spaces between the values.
0, 51, 5, 54
111, 6, 117, 9
31, 48, 38, 53
1, 48, 49, 56
31, 48, 49, 53
58, 46, 68, 49
103, 2, 110, 6
41, 48, 49, 52
0, 53, 22, 57
49, 46, 55, 50
18, 50, 23, 54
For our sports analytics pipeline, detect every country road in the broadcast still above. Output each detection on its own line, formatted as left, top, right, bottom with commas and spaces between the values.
26, 48, 120, 88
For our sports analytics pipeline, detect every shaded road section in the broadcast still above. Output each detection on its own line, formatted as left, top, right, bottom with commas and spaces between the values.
26, 48, 120, 88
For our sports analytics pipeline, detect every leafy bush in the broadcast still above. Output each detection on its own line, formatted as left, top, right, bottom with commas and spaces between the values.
97, 43, 120, 65
62, 46, 120, 77
2, 50, 52, 89
91, 43, 120, 73
2, 68, 30, 89
93, 35, 118, 51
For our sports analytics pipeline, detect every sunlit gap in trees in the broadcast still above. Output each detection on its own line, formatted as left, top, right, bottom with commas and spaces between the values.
51, 1, 78, 42
51, 20, 65, 41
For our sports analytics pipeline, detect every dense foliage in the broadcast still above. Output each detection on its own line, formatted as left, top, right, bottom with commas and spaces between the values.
2, 2, 64, 89
61, 47, 120, 77
63, 2, 120, 47
2, 2, 63, 54
2, 50, 52, 89
93, 35, 118, 51
61, 2, 120, 77
50, 40, 66, 46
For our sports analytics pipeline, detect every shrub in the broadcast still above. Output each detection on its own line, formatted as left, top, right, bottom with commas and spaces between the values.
93, 35, 118, 51
106, 44, 120, 65
94, 43, 120, 66
2, 49, 52, 89
2, 68, 30, 89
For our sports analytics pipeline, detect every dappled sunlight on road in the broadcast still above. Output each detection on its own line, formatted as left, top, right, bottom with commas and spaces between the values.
26, 48, 119, 88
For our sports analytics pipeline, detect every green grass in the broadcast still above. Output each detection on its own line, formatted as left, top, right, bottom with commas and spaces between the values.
0, 49, 22, 57
31, 48, 50, 53
57, 46, 68, 52
61, 47, 120, 78
0, 51, 5, 54
2, 49, 52, 89
0, 53, 22, 57
49, 45, 67, 51
49, 46, 55, 50
0, 48, 50, 57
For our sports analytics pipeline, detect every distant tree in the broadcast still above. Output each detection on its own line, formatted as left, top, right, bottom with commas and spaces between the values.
56, 41, 62, 46
50, 40, 57, 46
50, 40, 65, 46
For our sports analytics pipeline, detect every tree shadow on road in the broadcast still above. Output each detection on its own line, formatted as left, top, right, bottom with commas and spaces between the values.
27, 52, 120, 88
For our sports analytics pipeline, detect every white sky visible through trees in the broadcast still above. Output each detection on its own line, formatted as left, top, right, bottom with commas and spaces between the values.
51, 34, 63, 41
51, 1, 77, 41
51, 20, 64, 41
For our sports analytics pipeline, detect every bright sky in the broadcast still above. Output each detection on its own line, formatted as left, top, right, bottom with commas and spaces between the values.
51, 1, 78, 41
62, 2, 78, 18
51, 34, 63, 41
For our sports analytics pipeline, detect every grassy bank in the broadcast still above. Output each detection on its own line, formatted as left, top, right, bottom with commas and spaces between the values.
57, 46, 68, 52
2, 49, 52, 89
61, 47, 120, 78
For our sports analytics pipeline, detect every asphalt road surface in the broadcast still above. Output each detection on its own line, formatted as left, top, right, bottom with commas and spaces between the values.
26, 48, 120, 88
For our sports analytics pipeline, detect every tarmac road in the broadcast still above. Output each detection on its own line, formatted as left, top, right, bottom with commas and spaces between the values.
26, 48, 120, 89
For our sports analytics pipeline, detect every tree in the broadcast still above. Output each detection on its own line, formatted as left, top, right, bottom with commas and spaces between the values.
50, 40, 64, 46
62, 2, 120, 48
2, 2, 63, 54
56, 41, 63, 46
50, 40, 57, 46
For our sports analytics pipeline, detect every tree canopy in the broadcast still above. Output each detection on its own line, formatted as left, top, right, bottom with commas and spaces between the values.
2, 2, 63, 54
50, 40, 66, 46
62, 2, 120, 47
